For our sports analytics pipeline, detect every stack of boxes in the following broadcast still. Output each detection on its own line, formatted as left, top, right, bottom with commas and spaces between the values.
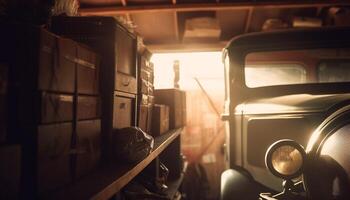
0, 24, 101, 197
0, 15, 188, 198
75, 44, 101, 180
137, 45, 155, 134
154, 89, 186, 129
51, 16, 138, 160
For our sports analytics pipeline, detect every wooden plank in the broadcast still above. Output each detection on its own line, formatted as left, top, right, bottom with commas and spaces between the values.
147, 41, 228, 53
79, 1, 350, 15
49, 128, 183, 200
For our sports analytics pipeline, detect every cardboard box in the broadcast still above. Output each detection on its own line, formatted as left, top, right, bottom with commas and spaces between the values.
37, 29, 76, 93
0, 25, 76, 93
151, 104, 169, 137
0, 145, 21, 200
154, 89, 186, 129
77, 45, 99, 95
77, 95, 100, 120
40, 92, 74, 123
75, 120, 101, 179
113, 92, 136, 129
37, 123, 72, 194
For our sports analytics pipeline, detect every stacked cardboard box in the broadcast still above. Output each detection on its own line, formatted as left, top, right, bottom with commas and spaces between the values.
154, 89, 186, 129
151, 104, 169, 137
0, 24, 101, 197
52, 16, 138, 160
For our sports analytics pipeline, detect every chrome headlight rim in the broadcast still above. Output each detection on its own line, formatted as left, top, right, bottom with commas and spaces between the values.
265, 139, 306, 180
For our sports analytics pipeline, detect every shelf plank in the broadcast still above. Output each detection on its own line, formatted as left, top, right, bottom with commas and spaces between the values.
49, 128, 182, 200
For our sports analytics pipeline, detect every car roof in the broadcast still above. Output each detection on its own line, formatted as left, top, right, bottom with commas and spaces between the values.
226, 27, 350, 50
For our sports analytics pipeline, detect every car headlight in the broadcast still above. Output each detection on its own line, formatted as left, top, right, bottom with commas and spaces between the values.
265, 139, 306, 179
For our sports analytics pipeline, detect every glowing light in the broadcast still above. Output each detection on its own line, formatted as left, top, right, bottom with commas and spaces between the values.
151, 52, 224, 90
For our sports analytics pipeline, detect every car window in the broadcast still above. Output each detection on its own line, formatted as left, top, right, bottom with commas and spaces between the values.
245, 64, 306, 88
245, 48, 350, 88
318, 60, 350, 83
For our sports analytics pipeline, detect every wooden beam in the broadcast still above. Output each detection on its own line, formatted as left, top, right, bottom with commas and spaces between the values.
147, 41, 228, 53
79, 1, 350, 16
244, 8, 253, 33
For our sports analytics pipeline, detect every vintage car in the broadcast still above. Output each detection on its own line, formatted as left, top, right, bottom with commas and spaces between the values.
220, 27, 350, 200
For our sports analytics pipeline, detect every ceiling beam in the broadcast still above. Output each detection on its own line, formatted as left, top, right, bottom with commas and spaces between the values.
79, 1, 350, 16
147, 41, 228, 53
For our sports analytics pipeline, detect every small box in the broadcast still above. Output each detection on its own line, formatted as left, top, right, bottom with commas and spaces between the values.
151, 104, 169, 137
113, 92, 136, 129
75, 120, 101, 179
77, 95, 100, 120
154, 89, 186, 129
37, 123, 72, 194
0, 145, 21, 200
115, 72, 137, 94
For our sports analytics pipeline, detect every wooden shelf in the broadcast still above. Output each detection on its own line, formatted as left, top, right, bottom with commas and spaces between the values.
48, 128, 182, 200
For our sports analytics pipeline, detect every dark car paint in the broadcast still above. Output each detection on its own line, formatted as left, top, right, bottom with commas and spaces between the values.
221, 27, 350, 197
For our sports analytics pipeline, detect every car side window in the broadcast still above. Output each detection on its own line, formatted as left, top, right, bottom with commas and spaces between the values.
318, 60, 350, 83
